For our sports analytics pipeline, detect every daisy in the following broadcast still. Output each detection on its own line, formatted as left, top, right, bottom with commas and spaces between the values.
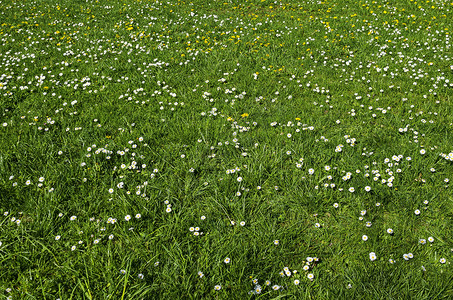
224, 257, 231, 264
307, 273, 314, 280
369, 252, 377, 261
214, 285, 222, 291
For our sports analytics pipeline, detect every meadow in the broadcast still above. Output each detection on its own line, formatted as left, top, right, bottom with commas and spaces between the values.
0, 0, 453, 298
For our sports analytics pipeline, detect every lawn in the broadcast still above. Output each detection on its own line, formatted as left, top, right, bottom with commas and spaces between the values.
0, 0, 453, 298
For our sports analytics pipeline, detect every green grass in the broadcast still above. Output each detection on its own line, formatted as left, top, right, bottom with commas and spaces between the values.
1, 0, 453, 298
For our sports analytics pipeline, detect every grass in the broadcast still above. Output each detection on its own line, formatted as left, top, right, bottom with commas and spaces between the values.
0, 0, 453, 298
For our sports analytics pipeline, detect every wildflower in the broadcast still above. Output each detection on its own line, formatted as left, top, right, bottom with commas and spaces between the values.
135, 214, 141, 219
272, 285, 280, 290
362, 235, 368, 241
255, 285, 262, 294
109, 234, 114, 240
387, 228, 394, 234
369, 252, 377, 261
315, 223, 321, 228
414, 209, 421, 215
349, 187, 355, 193
214, 285, 222, 291
70, 215, 77, 221
138, 274, 144, 279
428, 236, 434, 243
93, 239, 100, 244
55, 235, 61, 241
166, 207, 172, 213
240, 221, 246, 226
224, 257, 231, 264
420, 149, 426, 155
333, 203, 339, 208
265, 280, 271, 286
120, 269, 126, 275
307, 273, 314, 280
201, 215, 206, 220
274, 240, 279, 245
365, 186, 371, 192
294, 279, 300, 285
419, 239, 426, 244
125, 215, 131, 221
198, 271, 204, 278
71, 245, 76, 251
440, 258, 446, 264
389, 259, 395, 264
